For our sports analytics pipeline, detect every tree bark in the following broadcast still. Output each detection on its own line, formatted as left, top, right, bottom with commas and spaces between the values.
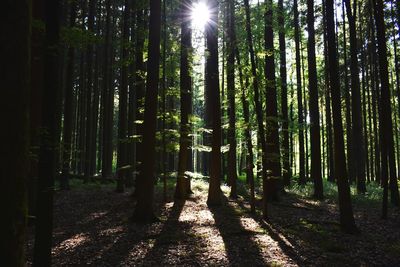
1, 1, 30, 265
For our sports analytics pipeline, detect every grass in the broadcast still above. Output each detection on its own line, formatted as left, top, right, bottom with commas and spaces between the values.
288, 178, 383, 206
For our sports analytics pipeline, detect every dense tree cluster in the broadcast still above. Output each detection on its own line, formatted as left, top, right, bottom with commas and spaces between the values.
3, 0, 400, 264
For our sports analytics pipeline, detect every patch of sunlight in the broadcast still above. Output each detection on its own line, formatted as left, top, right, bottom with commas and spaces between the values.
99, 226, 124, 236
54, 233, 90, 251
245, 219, 298, 266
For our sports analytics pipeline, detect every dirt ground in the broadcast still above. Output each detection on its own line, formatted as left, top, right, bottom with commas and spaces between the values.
26, 180, 400, 266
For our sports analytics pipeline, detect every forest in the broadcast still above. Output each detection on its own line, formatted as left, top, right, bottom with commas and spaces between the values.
2, 0, 400, 265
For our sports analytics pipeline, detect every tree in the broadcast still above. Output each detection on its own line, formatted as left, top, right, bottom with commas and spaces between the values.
243, 0, 269, 217
227, 0, 238, 198
278, 0, 290, 187
344, 0, 366, 194
33, 0, 61, 264
1, 1, 31, 265
132, 0, 162, 222
294, 0, 306, 185
84, 0, 96, 182
307, 0, 323, 199
101, 0, 114, 181
325, 0, 358, 233
264, 0, 281, 200
176, 0, 193, 199
373, 0, 400, 218
116, 0, 131, 193
60, 0, 77, 190
206, 0, 222, 206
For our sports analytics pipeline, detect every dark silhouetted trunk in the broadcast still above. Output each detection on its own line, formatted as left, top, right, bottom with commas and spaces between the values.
344, 0, 366, 193
1, 1, 30, 265
33, 0, 61, 264
278, 0, 290, 187
61, 0, 77, 190
206, 0, 222, 206
227, 0, 237, 198
326, 0, 358, 233
294, 0, 305, 185
264, 0, 281, 201
307, 0, 323, 199
373, 0, 400, 216
176, 0, 193, 199
132, 0, 162, 222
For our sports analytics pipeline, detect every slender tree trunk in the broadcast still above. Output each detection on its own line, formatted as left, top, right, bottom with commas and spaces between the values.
294, 0, 305, 185
206, 0, 222, 206
236, 48, 255, 213
326, 0, 358, 233
176, 0, 193, 200
264, 0, 281, 200
116, 0, 131, 193
278, 0, 290, 187
83, 0, 96, 182
101, 0, 113, 180
342, 3, 354, 185
244, 0, 269, 217
227, 0, 238, 198
61, 1, 77, 190
373, 0, 400, 213
344, 0, 366, 193
307, 0, 323, 199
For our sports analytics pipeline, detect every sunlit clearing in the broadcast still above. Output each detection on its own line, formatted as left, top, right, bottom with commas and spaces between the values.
191, 2, 210, 30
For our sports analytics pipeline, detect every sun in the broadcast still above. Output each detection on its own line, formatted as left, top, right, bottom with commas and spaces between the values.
191, 2, 210, 30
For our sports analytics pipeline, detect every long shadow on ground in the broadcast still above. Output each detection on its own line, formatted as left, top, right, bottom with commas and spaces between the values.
209, 195, 268, 266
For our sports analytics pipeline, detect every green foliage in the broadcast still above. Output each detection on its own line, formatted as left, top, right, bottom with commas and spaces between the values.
289, 179, 383, 206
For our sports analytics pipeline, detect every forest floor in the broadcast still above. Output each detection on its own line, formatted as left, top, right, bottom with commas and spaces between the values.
26, 178, 400, 266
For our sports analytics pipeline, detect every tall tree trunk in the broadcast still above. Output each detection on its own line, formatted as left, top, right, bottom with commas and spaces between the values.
132, 0, 162, 222
175, 0, 193, 199
326, 0, 358, 233
322, 0, 335, 183
307, 0, 323, 199
101, 0, 113, 180
84, 0, 96, 182
244, 0, 269, 217
373, 0, 400, 215
278, 0, 290, 187
116, 0, 131, 193
344, 0, 366, 193
61, 0, 77, 190
134, 7, 147, 185
206, 0, 222, 206
342, 3, 354, 185
264, 0, 281, 200
227, 0, 237, 198
33, 0, 61, 264
294, 0, 305, 185
1, 1, 30, 265
236, 48, 255, 213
